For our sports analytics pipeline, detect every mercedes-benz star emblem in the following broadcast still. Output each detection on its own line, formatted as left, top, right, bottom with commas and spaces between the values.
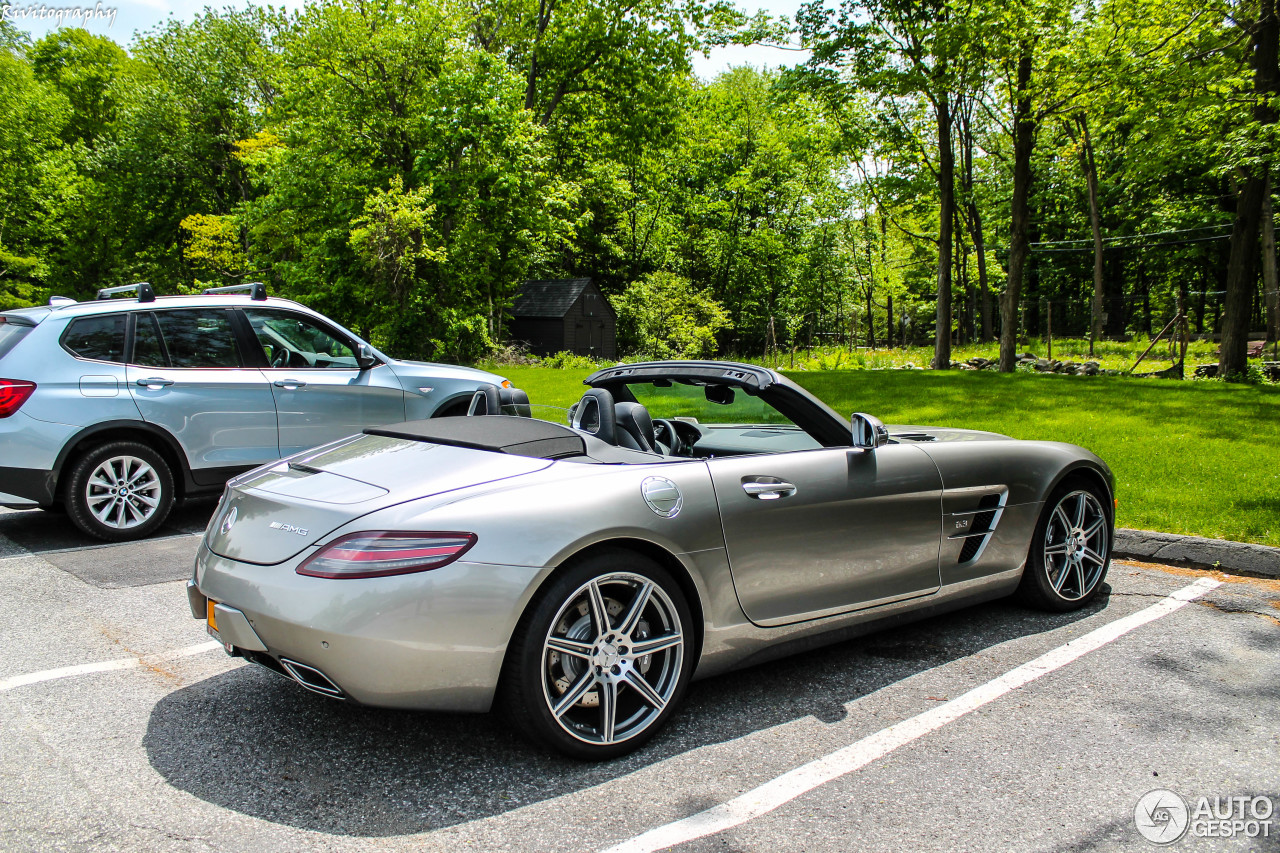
219, 506, 238, 536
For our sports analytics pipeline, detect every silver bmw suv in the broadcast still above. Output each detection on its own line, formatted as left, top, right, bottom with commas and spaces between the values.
0, 283, 509, 541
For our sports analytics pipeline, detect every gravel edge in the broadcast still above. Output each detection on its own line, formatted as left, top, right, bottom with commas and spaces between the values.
1114, 528, 1280, 578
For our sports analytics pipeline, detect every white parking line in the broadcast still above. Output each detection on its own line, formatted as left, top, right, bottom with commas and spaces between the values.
0, 641, 222, 692
602, 577, 1222, 853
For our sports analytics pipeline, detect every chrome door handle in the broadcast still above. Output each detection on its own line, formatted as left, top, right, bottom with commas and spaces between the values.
273, 379, 306, 388
135, 377, 174, 387
742, 481, 797, 500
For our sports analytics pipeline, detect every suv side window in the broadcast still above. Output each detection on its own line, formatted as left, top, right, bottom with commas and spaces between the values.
244, 309, 358, 369
150, 310, 242, 368
132, 313, 166, 366
62, 314, 127, 363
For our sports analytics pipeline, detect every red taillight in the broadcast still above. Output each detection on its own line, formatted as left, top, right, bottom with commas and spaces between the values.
296, 531, 477, 579
0, 379, 35, 418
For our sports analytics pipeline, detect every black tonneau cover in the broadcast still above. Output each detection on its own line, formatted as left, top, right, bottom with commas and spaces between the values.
367, 416, 586, 460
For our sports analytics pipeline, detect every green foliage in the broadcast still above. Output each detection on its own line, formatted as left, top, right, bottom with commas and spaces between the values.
0, 45, 75, 305
615, 272, 730, 358
29, 29, 130, 146
1, 0, 1275, 373
180, 213, 247, 277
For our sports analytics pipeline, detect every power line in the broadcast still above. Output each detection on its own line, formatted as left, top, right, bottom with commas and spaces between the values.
1029, 223, 1231, 248
1030, 233, 1230, 253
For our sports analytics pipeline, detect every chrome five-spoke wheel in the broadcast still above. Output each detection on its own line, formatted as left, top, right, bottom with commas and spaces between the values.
65, 440, 175, 542
503, 552, 694, 759
1017, 480, 1112, 611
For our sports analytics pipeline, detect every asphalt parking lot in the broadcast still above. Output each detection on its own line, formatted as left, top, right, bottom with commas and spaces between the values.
1, 503, 1277, 852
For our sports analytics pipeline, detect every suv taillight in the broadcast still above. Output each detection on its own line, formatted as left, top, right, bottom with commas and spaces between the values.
0, 379, 35, 417
296, 531, 477, 579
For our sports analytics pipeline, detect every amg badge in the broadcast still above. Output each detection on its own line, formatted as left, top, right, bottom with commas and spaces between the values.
268, 521, 309, 536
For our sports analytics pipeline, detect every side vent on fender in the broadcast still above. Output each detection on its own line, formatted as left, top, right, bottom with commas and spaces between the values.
951, 492, 1006, 565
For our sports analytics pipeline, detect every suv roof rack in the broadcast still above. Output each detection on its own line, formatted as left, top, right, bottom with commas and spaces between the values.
49, 296, 77, 307
97, 282, 155, 302
202, 282, 267, 301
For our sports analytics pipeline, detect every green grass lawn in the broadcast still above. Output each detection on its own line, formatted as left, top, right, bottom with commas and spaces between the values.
496, 366, 1280, 547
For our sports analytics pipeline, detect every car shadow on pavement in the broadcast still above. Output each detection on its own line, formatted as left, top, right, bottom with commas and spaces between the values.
0, 498, 218, 554
144, 588, 1112, 837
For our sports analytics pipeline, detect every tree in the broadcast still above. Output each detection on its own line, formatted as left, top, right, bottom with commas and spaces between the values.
29, 29, 131, 147
615, 271, 729, 357
1219, 0, 1279, 377
0, 45, 75, 306
800, 0, 977, 368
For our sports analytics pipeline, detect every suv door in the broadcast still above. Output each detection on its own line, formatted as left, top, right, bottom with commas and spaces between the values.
126, 309, 279, 480
708, 444, 944, 626
242, 308, 405, 456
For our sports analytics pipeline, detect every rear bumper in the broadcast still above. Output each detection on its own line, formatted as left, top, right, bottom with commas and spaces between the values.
0, 411, 78, 506
0, 467, 56, 506
190, 542, 550, 712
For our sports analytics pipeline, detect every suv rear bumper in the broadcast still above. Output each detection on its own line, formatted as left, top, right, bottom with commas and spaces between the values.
0, 467, 55, 506
0, 411, 77, 506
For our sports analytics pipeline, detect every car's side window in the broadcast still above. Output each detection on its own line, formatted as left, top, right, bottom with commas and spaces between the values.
244, 309, 357, 370
62, 314, 127, 363
132, 313, 167, 366
150, 310, 242, 369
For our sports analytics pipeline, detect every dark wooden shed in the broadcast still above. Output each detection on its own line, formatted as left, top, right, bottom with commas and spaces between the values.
509, 278, 617, 359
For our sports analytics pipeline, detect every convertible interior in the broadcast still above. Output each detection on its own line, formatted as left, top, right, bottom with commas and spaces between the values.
450, 361, 846, 461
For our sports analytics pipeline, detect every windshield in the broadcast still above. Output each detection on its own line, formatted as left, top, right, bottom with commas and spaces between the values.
625, 380, 800, 427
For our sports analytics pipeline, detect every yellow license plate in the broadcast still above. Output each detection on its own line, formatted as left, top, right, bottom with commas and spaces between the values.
207, 599, 218, 632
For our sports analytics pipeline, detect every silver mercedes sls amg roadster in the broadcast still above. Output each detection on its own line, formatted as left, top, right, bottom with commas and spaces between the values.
187, 360, 1114, 759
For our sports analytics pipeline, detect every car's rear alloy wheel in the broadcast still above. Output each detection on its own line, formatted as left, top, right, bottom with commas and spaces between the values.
65, 441, 174, 542
502, 552, 693, 759
1017, 481, 1111, 611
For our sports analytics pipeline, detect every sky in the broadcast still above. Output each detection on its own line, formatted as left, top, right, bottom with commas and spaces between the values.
5, 0, 812, 79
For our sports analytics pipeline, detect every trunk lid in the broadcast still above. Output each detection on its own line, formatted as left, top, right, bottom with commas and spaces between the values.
205, 433, 553, 564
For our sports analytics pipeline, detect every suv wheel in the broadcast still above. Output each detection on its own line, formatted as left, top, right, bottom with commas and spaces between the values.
65, 441, 175, 541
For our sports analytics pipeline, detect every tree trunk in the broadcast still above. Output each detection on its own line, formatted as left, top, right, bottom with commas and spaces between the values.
864, 217, 876, 348
1220, 0, 1279, 377
1263, 179, 1278, 343
933, 90, 955, 370
1076, 114, 1105, 356
999, 48, 1036, 372
886, 292, 895, 348
959, 101, 993, 342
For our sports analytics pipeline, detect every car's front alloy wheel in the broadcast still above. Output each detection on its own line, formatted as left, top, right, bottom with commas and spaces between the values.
65, 441, 175, 541
503, 552, 693, 759
1017, 480, 1111, 611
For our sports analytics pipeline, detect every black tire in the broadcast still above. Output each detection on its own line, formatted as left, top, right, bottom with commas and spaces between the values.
500, 549, 695, 760
64, 440, 175, 542
1016, 477, 1112, 611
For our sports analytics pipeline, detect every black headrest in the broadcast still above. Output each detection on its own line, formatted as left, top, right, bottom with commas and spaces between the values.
499, 387, 532, 417
615, 402, 657, 453
467, 384, 502, 416
571, 387, 616, 444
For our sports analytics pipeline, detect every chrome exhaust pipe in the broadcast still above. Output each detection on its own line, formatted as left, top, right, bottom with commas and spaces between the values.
279, 658, 344, 699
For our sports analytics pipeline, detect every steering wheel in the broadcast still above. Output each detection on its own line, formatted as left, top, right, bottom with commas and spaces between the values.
652, 419, 684, 456
271, 347, 291, 368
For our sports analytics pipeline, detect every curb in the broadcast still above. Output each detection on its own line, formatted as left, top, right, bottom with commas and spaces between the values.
1114, 528, 1280, 578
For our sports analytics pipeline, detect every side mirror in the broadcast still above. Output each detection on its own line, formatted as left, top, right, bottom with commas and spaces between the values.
356, 343, 379, 370
851, 412, 889, 450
